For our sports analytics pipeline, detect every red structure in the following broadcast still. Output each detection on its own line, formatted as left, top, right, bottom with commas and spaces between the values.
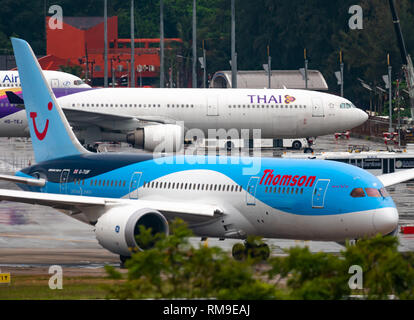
42, 16, 183, 87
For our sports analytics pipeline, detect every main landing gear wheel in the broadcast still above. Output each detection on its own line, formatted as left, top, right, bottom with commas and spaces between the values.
231, 240, 270, 261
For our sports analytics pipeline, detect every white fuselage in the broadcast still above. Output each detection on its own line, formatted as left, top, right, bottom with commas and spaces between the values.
59, 88, 367, 138
0, 70, 90, 89
0, 88, 368, 140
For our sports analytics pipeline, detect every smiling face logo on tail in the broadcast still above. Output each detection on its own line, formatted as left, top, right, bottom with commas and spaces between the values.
29, 102, 52, 141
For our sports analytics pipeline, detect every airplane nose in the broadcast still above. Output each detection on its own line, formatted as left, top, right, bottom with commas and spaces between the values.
356, 108, 368, 125
372, 207, 399, 235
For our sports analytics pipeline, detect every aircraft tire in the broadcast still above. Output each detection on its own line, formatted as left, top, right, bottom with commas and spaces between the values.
232, 243, 246, 261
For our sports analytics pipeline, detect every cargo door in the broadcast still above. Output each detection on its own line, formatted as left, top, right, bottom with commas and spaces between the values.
51, 79, 60, 88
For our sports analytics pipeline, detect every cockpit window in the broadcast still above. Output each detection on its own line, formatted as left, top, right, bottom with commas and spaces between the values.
365, 188, 381, 197
379, 187, 390, 198
74, 80, 85, 86
350, 188, 365, 198
340, 103, 352, 109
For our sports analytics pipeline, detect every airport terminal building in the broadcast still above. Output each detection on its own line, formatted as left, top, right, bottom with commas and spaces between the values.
210, 70, 328, 90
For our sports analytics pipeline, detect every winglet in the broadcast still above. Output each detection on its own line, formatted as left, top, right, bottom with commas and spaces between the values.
378, 168, 414, 187
10, 38, 88, 163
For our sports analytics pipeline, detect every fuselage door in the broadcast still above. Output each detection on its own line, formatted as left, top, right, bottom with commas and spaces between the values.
60, 169, 70, 194
312, 179, 330, 208
207, 95, 219, 116
129, 172, 142, 199
246, 176, 260, 206
312, 97, 324, 117
51, 79, 60, 88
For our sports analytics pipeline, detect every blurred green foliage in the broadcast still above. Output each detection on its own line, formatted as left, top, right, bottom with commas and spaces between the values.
106, 220, 414, 300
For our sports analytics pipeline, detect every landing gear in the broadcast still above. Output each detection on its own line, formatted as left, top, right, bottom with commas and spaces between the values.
120, 255, 130, 268
226, 141, 235, 152
304, 137, 316, 153
85, 144, 99, 153
231, 239, 270, 261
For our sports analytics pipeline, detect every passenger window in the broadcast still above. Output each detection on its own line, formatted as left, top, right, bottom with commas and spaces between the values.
365, 188, 381, 197
350, 188, 365, 198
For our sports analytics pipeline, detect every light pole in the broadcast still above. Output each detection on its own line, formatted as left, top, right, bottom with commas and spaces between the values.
231, 0, 237, 88
340, 50, 344, 97
130, 0, 135, 88
304, 48, 308, 89
104, 0, 108, 87
160, 0, 165, 88
267, 45, 271, 88
192, 0, 197, 88
388, 54, 393, 133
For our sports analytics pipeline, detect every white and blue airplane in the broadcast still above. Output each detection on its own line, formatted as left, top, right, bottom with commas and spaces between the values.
0, 38, 410, 263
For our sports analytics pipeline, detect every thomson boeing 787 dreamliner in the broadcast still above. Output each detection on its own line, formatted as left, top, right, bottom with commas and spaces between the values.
0, 38, 406, 263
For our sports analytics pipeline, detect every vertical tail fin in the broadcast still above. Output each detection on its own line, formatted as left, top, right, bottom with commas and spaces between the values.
11, 38, 88, 163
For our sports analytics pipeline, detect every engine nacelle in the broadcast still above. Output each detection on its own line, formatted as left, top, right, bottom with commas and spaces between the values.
126, 124, 184, 152
95, 205, 169, 257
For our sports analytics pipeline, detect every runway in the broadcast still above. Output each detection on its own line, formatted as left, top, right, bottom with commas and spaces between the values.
0, 135, 413, 276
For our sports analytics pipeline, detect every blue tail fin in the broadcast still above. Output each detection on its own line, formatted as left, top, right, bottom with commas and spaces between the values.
11, 38, 88, 163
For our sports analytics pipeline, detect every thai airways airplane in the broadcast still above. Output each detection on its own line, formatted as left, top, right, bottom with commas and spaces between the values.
0, 38, 405, 263
0, 70, 91, 136
1, 71, 367, 152
0, 70, 90, 89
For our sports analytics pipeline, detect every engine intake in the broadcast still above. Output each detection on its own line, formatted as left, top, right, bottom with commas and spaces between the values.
95, 206, 169, 257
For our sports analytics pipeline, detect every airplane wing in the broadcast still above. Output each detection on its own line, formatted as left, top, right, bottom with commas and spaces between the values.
377, 168, 414, 187
0, 188, 223, 224
64, 108, 179, 131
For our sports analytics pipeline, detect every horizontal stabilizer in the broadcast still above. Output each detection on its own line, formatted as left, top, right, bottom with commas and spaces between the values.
377, 168, 414, 187
0, 174, 45, 187
5, 91, 24, 105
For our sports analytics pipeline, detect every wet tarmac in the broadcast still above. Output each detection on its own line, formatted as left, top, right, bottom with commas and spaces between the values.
0, 135, 413, 272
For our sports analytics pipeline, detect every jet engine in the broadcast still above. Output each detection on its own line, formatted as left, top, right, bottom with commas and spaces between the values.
126, 124, 184, 152
95, 206, 169, 257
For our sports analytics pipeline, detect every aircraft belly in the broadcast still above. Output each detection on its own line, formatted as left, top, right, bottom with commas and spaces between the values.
272, 115, 298, 137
